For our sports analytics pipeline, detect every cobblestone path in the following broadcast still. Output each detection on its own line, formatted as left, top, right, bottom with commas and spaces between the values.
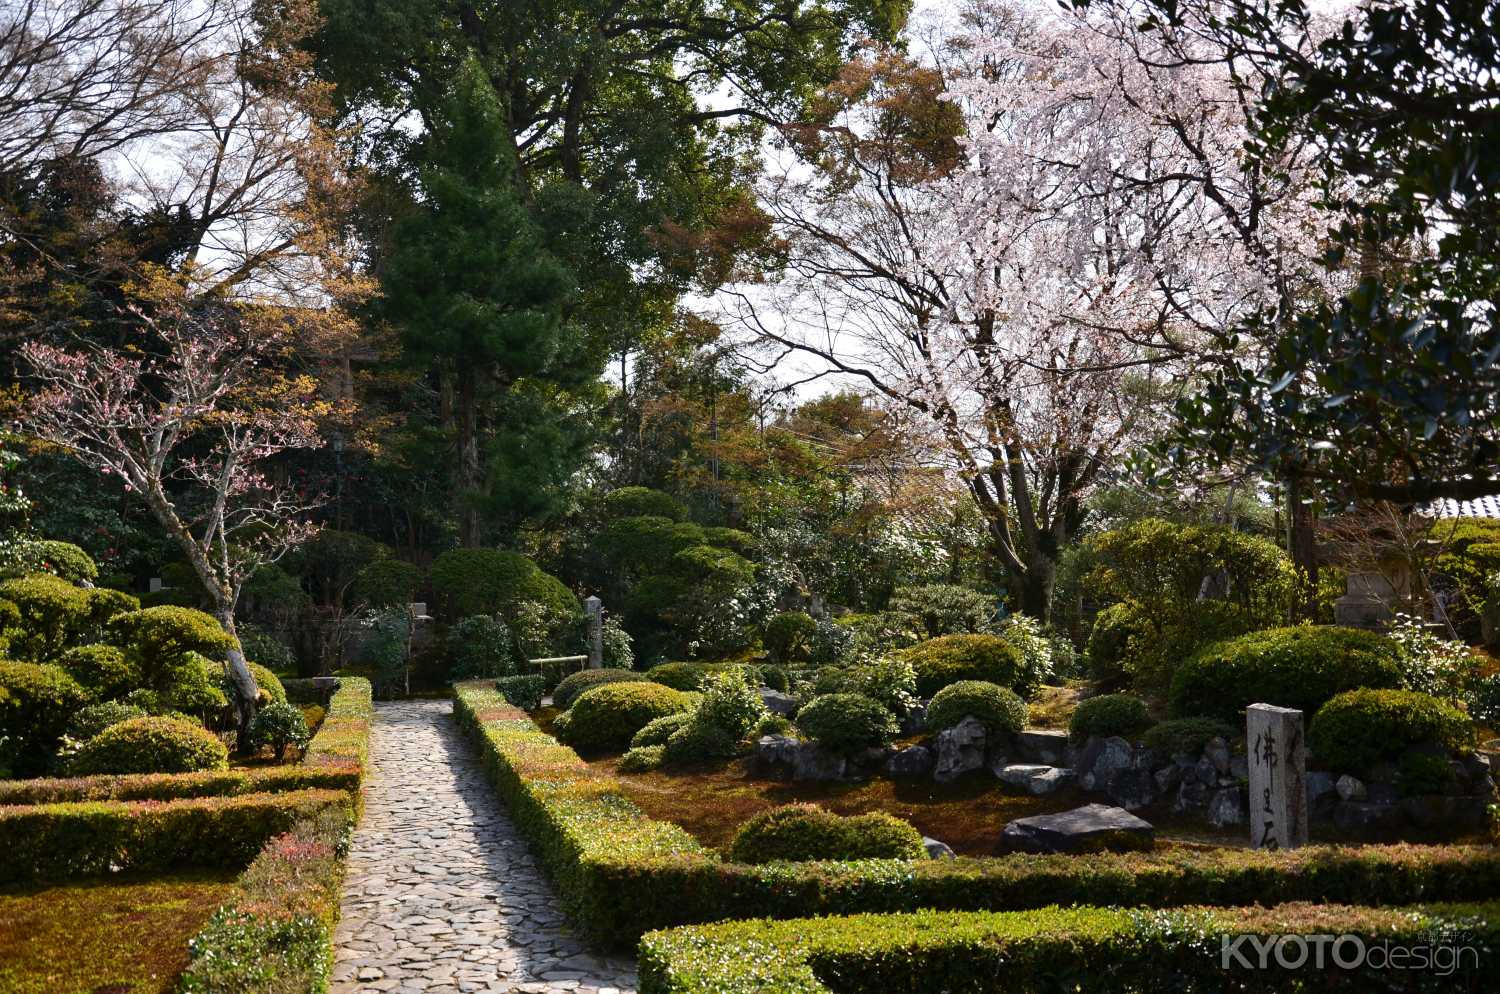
331, 700, 638, 994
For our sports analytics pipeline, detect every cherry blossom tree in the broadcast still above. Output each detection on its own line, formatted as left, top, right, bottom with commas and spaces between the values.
19, 281, 324, 740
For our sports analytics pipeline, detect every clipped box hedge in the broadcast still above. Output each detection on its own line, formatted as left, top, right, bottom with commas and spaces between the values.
0, 765, 360, 805
639, 901, 1500, 993
453, 681, 1500, 949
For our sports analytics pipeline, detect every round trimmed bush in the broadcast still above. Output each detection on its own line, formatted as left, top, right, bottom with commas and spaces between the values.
68, 716, 229, 774
602, 486, 686, 521
619, 744, 666, 773
646, 661, 752, 692
350, 557, 422, 609
36, 540, 98, 584
662, 718, 741, 764
1141, 717, 1237, 757
1086, 601, 1152, 685
1169, 626, 1402, 723
247, 700, 310, 761
694, 668, 766, 739
0, 573, 93, 661
60, 643, 140, 700
0, 661, 90, 772
1069, 693, 1152, 742
794, 693, 898, 755
247, 661, 287, 704
67, 701, 148, 742
553, 681, 697, 752
764, 612, 818, 665
925, 680, 1027, 738
429, 548, 578, 622
631, 711, 696, 749
899, 634, 1025, 698
1309, 688, 1475, 773
553, 668, 648, 710
728, 804, 925, 863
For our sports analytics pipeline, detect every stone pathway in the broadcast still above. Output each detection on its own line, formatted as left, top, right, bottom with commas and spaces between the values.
331, 700, 638, 994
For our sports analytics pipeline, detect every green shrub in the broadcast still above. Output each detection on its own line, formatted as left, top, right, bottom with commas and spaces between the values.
816, 655, 919, 717
496, 674, 546, 710
632, 712, 696, 749
1141, 717, 1237, 757
0, 764, 359, 805
603, 486, 686, 521
900, 634, 1025, 698
760, 665, 790, 692
66, 701, 149, 741
1169, 625, 1403, 722
764, 611, 818, 664
886, 584, 992, 639
350, 557, 422, 609
247, 661, 287, 704
1309, 688, 1475, 772
68, 716, 229, 775
247, 701, 311, 761
647, 661, 718, 691
694, 668, 766, 740
429, 548, 579, 623
620, 744, 667, 773
171, 653, 229, 714
993, 614, 1054, 695
794, 693, 897, 755
447, 614, 516, 679
554, 682, 697, 753
0, 660, 89, 773
1396, 751, 1459, 798
108, 606, 237, 697
925, 681, 1027, 738
1070, 693, 1152, 743
0, 573, 92, 660
554, 667, 649, 710
728, 804, 925, 864
753, 714, 792, 738
662, 719, 741, 764
59, 643, 138, 700
601, 615, 635, 669
1085, 601, 1153, 685
35, 540, 98, 584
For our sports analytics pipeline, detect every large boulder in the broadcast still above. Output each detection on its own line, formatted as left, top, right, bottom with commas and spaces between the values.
923, 836, 956, 860
792, 742, 847, 781
933, 716, 987, 783
1333, 800, 1401, 834
886, 744, 935, 778
996, 764, 1075, 795
1000, 803, 1155, 854
1014, 729, 1070, 765
1105, 767, 1157, 811
1206, 787, 1246, 827
758, 688, 799, 717
1076, 736, 1134, 791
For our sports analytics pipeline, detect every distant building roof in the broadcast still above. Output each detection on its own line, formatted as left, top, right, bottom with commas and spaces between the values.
1428, 495, 1500, 518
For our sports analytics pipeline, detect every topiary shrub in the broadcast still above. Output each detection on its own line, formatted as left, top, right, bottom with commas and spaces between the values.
759, 665, 790, 693
886, 584, 993, 640
0, 660, 89, 773
172, 653, 232, 716
602, 486, 686, 521
496, 674, 546, 711
1309, 688, 1475, 773
764, 612, 818, 665
619, 744, 666, 773
926, 681, 1027, 738
246, 662, 287, 705
631, 711, 696, 749
0, 573, 92, 661
446, 615, 516, 680
662, 717, 741, 765
1085, 601, 1153, 686
66, 701, 149, 741
794, 693, 898, 755
246, 700, 311, 761
753, 714, 792, 738
35, 540, 98, 585
429, 548, 579, 624
899, 634, 1025, 698
108, 606, 236, 689
553, 681, 697, 753
1069, 693, 1152, 743
1141, 717, 1237, 757
553, 668, 649, 710
1170, 625, 1403, 723
68, 716, 229, 774
350, 558, 423, 609
647, 661, 717, 691
59, 643, 139, 700
728, 804, 925, 863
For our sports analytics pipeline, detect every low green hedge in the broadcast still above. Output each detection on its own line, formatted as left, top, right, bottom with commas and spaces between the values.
0, 764, 360, 805
638, 902, 1500, 993
0, 787, 350, 883
303, 676, 373, 774
452, 681, 1500, 949
729, 804, 925, 863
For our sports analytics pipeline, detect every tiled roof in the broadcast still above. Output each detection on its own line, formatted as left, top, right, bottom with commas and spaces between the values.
1428, 495, 1500, 519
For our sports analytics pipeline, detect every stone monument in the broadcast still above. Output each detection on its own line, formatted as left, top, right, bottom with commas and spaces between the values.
1247, 703, 1308, 849
584, 595, 603, 669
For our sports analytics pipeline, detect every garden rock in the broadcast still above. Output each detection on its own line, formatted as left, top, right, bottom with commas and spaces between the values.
1000, 803, 1154, 854
923, 836, 956, 860
1175, 779, 1209, 813
901, 702, 928, 736
1204, 737, 1231, 775
1206, 787, 1245, 827
757, 688, 798, 717
1230, 754, 1249, 780
1076, 736, 1132, 791
1015, 729, 1070, 765
885, 744, 934, 778
1306, 771, 1336, 804
1399, 795, 1491, 832
1153, 764, 1183, 795
755, 734, 801, 771
996, 764, 1075, 795
1333, 800, 1401, 833
1105, 767, 1156, 811
791, 741, 847, 782
1335, 774, 1367, 802
933, 716, 987, 783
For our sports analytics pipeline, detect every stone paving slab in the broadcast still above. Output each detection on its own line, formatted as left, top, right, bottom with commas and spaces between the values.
331, 700, 638, 994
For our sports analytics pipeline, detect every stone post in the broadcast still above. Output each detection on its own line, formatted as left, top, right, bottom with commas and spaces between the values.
1247, 703, 1308, 850
584, 595, 603, 669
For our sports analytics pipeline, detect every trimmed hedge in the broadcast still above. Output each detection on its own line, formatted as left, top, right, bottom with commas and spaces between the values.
497, 673, 546, 710
1310, 688, 1475, 772
729, 804, 925, 863
1141, 717, 1237, 758
0, 787, 349, 883
632, 711, 695, 749
1170, 625, 1402, 722
646, 661, 754, 692
900, 634, 1025, 697
554, 667, 649, 710
0, 764, 361, 805
638, 902, 1500, 994
452, 680, 1500, 949
67, 715, 230, 775
553, 682, 697, 752
302, 676, 373, 773
794, 693, 898, 755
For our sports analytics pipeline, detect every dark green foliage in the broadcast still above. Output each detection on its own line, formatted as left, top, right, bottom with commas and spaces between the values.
0, 661, 89, 774
764, 611, 818, 664
631, 711, 695, 749
647, 661, 759, 692
553, 682, 697, 753
794, 693, 897, 755
429, 548, 579, 622
601, 517, 706, 576
925, 681, 1027, 738
1310, 689, 1475, 772
662, 719, 741, 765
0, 573, 92, 661
237, 624, 297, 676
1396, 751, 1459, 798
728, 804, 925, 863
59, 643, 138, 700
1169, 626, 1403, 722
289, 529, 388, 607
34, 540, 97, 584
247, 701, 311, 761
0, 764, 359, 805
900, 634, 1025, 697
447, 614, 516, 679
66, 701, 148, 741
619, 744, 666, 773
1069, 694, 1152, 743
350, 558, 423, 609
107, 606, 236, 694
1085, 601, 1152, 686
1140, 718, 1237, 757
760, 665, 790, 692
886, 584, 992, 639
496, 674, 546, 711
67, 716, 229, 775
692, 668, 766, 740
602, 487, 685, 521
553, 668, 649, 710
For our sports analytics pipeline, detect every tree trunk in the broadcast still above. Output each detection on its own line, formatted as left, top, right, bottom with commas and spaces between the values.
456, 363, 482, 547
214, 605, 260, 755
1017, 553, 1056, 625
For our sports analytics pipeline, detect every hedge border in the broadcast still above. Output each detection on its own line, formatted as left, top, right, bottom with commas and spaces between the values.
453, 681, 1500, 949
638, 901, 1500, 993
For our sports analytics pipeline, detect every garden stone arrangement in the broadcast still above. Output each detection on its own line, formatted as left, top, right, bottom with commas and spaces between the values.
331, 700, 637, 994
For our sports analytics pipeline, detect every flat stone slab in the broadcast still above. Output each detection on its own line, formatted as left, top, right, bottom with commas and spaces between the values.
330, 700, 637, 994
996, 764, 1075, 795
1000, 803, 1154, 854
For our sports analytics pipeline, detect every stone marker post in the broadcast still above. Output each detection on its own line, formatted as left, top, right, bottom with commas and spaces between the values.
1246, 703, 1308, 850
584, 595, 603, 669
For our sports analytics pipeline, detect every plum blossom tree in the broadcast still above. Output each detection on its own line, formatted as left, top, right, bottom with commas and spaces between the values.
18, 281, 324, 740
